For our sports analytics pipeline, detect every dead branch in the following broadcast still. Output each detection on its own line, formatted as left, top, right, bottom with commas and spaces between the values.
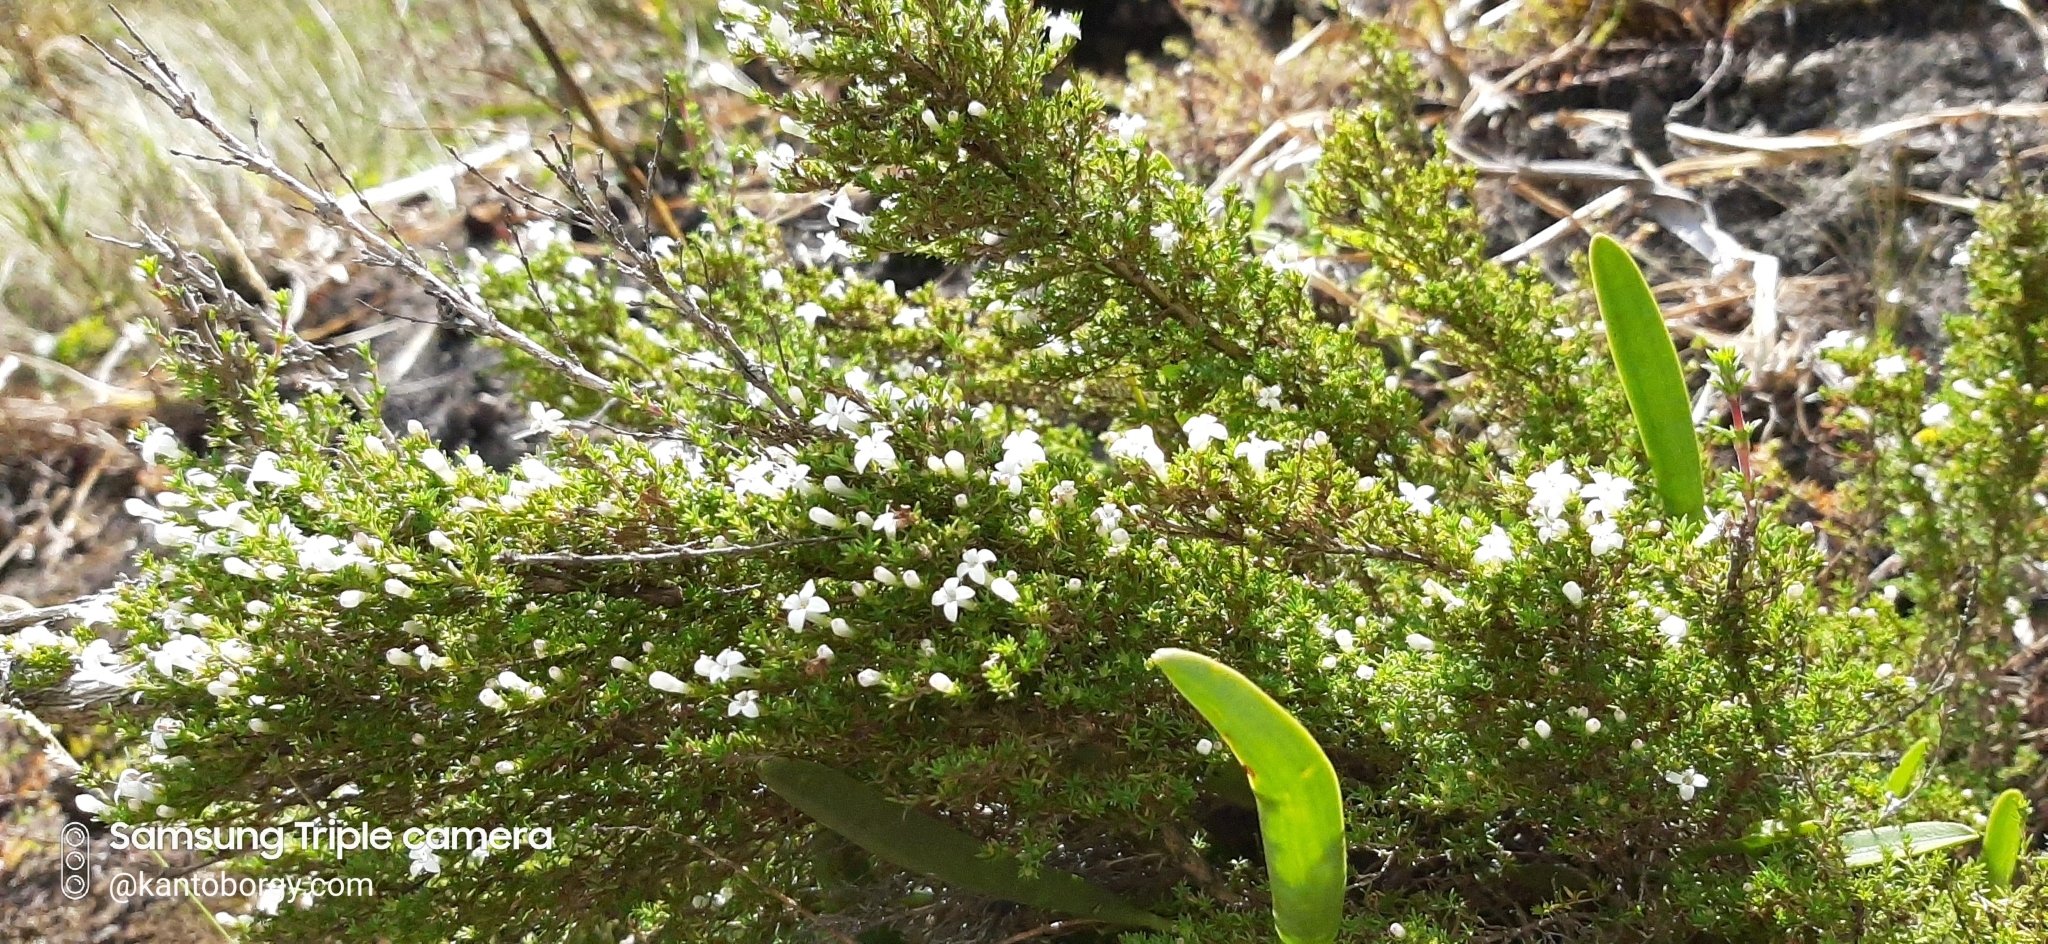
87, 9, 623, 401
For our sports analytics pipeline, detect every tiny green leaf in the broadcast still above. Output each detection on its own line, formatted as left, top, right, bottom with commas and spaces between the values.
1884, 738, 1932, 798
1150, 648, 1345, 944
1983, 788, 2027, 890
1588, 234, 1706, 520
758, 758, 1171, 931
1840, 821, 1979, 868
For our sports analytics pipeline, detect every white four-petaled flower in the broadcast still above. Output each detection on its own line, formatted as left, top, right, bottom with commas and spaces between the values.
1473, 526, 1515, 567
695, 648, 758, 684
1398, 481, 1436, 516
932, 577, 976, 622
1234, 434, 1283, 473
1182, 414, 1228, 452
780, 580, 830, 630
1665, 768, 1708, 801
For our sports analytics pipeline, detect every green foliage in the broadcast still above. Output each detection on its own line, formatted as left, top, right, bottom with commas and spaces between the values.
1150, 649, 1343, 944
758, 757, 1170, 929
1840, 822, 1978, 868
1587, 235, 1706, 521
19, 4, 2048, 943
1886, 738, 1932, 799
1985, 789, 2028, 890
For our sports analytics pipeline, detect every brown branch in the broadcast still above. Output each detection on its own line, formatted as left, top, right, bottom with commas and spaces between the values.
88, 9, 623, 401
504, 0, 683, 243
501, 535, 842, 568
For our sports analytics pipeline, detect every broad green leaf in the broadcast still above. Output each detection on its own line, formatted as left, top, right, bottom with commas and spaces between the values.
1984, 788, 2027, 890
757, 757, 1171, 931
1150, 648, 1344, 944
1588, 234, 1706, 520
1840, 821, 1978, 868
1884, 738, 1932, 797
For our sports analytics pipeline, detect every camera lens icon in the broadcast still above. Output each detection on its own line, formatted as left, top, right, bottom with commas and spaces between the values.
59, 822, 91, 901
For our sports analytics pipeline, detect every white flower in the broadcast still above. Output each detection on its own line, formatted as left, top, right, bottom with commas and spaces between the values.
857, 668, 884, 687
928, 672, 957, 694
1421, 579, 1465, 610
1657, 614, 1689, 648
1182, 414, 1228, 452
384, 578, 414, 598
418, 448, 457, 483
1107, 112, 1148, 143
992, 429, 1047, 491
967, 100, 988, 118
1533, 719, 1552, 739
478, 688, 507, 710
1526, 460, 1581, 519
1150, 221, 1181, 252
695, 648, 758, 684
1473, 526, 1514, 566
1920, 401, 1953, 427
1585, 717, 1602, 734
1196, 738, 1214, 755
853, 426, 899, 472
138, 426, 182, 466
338, 590, 367, 609
1234, 434, 1284, 473
386, 648, 414, 667
957, 548, 997, 585
246, 451, 301, 489
428, 530, 457, 553
1872, 355, 1910, 380
780, 580, 830, 630
808, 507, 846, 529
409, 841, 442, 877
1665, 767, 1708, 801
1562, 581, 1584, 606
1105, 426, 1168, 478
649, 671, 689, 694
1405, 632, 1436, 652
870, 509, 904, 539
1587, 519, 1624, 556
728, 690, 761, 718
526, 402, 568, 436
932, 577, 976, 622
1580, 471, 1634, 521
1398, 482, 1436, 516
1046, 11, 1081, 44
811, 393, 870, 435
990, 576, 1020, 603
223, 557, 258, 579
823, 192, 868, 230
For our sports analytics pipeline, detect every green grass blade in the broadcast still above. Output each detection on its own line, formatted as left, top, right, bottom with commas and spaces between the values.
1884, 738, 1932, 798
757, 757, 1171, 931
1840, 822, 1979, 868
1588, 234, 1706, 520
1150, 648, 1344, 944
1984, 788, 2027, 890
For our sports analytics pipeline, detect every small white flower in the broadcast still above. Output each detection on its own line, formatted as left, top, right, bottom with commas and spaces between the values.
781, 580, 831, 630
409, 842, 442, 877
695, 648, 759, 684
246, 451, 301, 489
1405, 633, 1436, 652
728, 690, 762, 718
1046, 11, 1081, 44
808, 507, 846, 529
932, 577, 976, 622
1105, 426, 1168, 478
1665, 767, 1708, 801
831, 617, 853, 637
384, 578, 414, 598
1182, 414, 1228, 452
649, 671, 689, 694
823, 192, 869, 230
990, 576, 1020, 603
1473, 526, 1514, 566
418, 448, 457, 484
1585, 717, 1602, 734
857, 668, 884, 687
902, 569, 924, 590
853, 426, 899, 472
386, 648, 414, 667
1657, 614, 1689, 648
1872, 355, 1910, 380
1533, 719, 1553, 739
1389, 923, 1407, 939
957, 548, 997, 585
929, 672, 957, 694
1234, 434, 1284, 473
1150, 220, 1181, 253
338, 589, 367, 609
223, 557, 258, 579
1107, 112, 1148, 143
138, 426, 182, 466
1920, 401, 1953, 427
428, 530, 457, 553
811, 393, 870, 436
1398, 482, 1436, 516
1562, 581, 1584, 606
1587, 520, 1625, 556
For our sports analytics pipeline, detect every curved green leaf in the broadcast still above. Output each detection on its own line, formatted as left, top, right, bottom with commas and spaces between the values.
757, 757, 1171, 931
1884, 738, 1932, 798
1984, 788, 2027, 890
1588, 234, 1706, 520
1840, 821, 1978, 868
1150, 648, 1344, 944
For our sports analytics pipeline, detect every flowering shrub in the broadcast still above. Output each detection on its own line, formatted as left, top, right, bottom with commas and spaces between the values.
15, 2, 2048, 942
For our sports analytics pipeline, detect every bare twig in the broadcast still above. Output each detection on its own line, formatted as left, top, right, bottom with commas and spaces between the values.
501, 535, 842, 568
88, 10, 623, 401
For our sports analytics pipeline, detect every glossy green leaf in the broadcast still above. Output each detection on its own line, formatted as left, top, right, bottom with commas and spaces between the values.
1984, 788, 2027, 890
1884, 738, 1932, 798
757, 757, 1171, 931
1588, 234, 1706, 520
1840, 821, 1978, 868
1150, 648, 1344, 944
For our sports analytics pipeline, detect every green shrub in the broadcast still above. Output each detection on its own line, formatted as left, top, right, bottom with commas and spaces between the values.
16, 3, 2048, 942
